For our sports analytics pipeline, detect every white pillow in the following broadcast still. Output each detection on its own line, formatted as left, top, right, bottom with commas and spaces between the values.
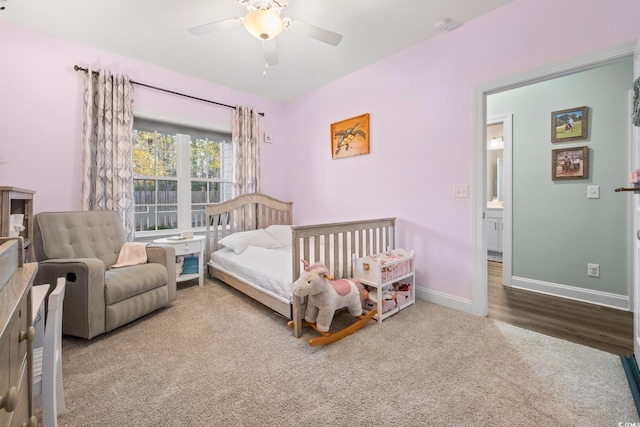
265, 225, 293, 247
218, 229, 282, 254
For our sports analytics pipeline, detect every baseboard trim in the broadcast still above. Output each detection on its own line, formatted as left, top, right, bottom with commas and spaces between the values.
416, 287, 472, 313
416, 277, 629, 314
511, 276, 630, 311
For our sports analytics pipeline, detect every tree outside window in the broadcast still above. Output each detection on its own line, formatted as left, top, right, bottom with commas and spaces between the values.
132, 119, 231, 235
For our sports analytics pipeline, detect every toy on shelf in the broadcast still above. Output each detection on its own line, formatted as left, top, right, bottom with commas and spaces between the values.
288, 259, 376, 346
353, 248, 415, 322
355, 248, 413, 284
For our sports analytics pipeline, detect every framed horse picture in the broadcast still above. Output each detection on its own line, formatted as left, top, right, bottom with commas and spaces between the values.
330, 113, 370, 159
552, 146, 588, 180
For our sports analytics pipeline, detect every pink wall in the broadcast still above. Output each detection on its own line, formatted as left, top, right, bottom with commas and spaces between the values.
0, 23, 287, 213
282, 0, 640, 301
1, 0, 639, 304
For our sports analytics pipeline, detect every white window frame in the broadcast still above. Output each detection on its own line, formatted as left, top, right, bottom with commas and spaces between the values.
133, 114, 232, 238
176, 133, 191, 232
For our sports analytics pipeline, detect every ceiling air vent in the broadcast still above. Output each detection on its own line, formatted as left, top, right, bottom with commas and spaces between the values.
434, 18, 462, 32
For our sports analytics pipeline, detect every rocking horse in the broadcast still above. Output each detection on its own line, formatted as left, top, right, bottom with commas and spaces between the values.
288, 259, 376, 346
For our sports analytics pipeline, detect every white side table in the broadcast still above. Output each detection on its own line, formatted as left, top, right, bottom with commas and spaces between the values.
153, 235, 206, 287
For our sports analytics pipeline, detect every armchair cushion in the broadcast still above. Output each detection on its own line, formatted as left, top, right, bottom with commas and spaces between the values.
104, 263, 167, 305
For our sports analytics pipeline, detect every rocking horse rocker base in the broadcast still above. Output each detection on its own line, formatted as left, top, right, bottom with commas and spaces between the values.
288, 309, 377, 347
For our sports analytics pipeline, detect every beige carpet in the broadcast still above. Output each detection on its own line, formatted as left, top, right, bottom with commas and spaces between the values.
55, 279, 639, 426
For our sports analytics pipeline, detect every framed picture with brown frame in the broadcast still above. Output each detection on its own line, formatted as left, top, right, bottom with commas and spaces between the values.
551, 106, 588, 143
552, 146, 588, 180
330, 113, 370, 159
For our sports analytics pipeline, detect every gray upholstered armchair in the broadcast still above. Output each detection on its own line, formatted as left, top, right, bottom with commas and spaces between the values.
32, 211, 177, 339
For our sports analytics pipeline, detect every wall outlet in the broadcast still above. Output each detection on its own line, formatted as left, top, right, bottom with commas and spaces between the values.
587, 263, 600, 277
454, 184, 469, 198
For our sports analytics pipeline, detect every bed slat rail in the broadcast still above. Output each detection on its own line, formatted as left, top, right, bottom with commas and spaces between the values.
291, 217, 396, 282
291, 217, 396, 338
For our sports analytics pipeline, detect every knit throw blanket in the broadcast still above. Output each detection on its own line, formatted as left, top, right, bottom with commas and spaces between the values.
111, 242, 148, 269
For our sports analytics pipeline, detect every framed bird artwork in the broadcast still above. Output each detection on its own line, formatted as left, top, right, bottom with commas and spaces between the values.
330, 113, 370, 159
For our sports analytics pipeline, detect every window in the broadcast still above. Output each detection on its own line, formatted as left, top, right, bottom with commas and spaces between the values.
132, 118, 232, 236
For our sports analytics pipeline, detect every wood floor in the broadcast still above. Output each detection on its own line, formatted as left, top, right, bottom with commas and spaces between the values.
488, 261, 634, 356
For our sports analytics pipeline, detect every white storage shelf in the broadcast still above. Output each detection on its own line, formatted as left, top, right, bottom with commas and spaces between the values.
153, 235, 205, 287
353, 249, 415, 322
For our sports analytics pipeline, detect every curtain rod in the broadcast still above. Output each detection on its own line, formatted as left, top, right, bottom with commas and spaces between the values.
73, 65, 264, 117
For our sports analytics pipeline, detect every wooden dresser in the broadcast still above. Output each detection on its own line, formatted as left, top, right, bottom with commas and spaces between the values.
0, 188, 35, 263
0, 238, 37, 427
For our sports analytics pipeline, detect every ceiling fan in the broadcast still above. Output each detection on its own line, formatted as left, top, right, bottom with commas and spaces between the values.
187, 0, 343, 67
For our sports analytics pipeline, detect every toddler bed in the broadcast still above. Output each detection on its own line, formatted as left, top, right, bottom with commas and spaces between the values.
204, 193, 396, 337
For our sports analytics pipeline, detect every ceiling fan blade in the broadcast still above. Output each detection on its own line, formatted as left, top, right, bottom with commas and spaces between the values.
263, 40, 279, 66
187, 18, 243, 36
272, 0, 292, 8
240, 0, 292, 10
284, 19, 343, 46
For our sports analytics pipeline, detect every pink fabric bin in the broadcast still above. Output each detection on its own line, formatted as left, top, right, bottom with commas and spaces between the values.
396, 290, 411, 307
380, 258, 413, 283
363, 298, 396, 314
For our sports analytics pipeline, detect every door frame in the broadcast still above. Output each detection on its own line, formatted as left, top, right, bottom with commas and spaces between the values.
472, 41, 637, 317
486, 113, 513, 286
633, 39, 640, 357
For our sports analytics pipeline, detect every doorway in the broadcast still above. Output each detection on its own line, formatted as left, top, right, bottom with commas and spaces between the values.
478, 54, 635, 353
472, 42, 637, 321
485, 114, 512, 286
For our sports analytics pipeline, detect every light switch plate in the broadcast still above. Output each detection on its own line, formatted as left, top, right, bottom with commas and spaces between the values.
587, 185, 600, 199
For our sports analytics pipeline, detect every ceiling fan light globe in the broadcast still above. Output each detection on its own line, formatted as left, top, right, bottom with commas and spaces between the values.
243, 9, 284, 41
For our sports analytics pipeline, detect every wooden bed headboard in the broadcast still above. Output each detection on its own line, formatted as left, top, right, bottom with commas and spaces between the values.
205, 193, 293, 261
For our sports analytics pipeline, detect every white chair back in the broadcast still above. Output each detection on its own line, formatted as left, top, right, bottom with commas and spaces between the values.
33, 277, 66, 427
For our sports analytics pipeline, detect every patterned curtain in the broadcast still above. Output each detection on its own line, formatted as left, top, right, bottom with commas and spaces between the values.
232, 106, 261, 196
81, 68, 135, 240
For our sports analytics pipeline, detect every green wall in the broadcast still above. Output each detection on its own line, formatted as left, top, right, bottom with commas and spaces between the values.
488, 59, 632, 296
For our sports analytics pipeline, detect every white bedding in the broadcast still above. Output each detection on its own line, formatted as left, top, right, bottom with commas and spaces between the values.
210, 245, 294, 302
209, 225, 348, 304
